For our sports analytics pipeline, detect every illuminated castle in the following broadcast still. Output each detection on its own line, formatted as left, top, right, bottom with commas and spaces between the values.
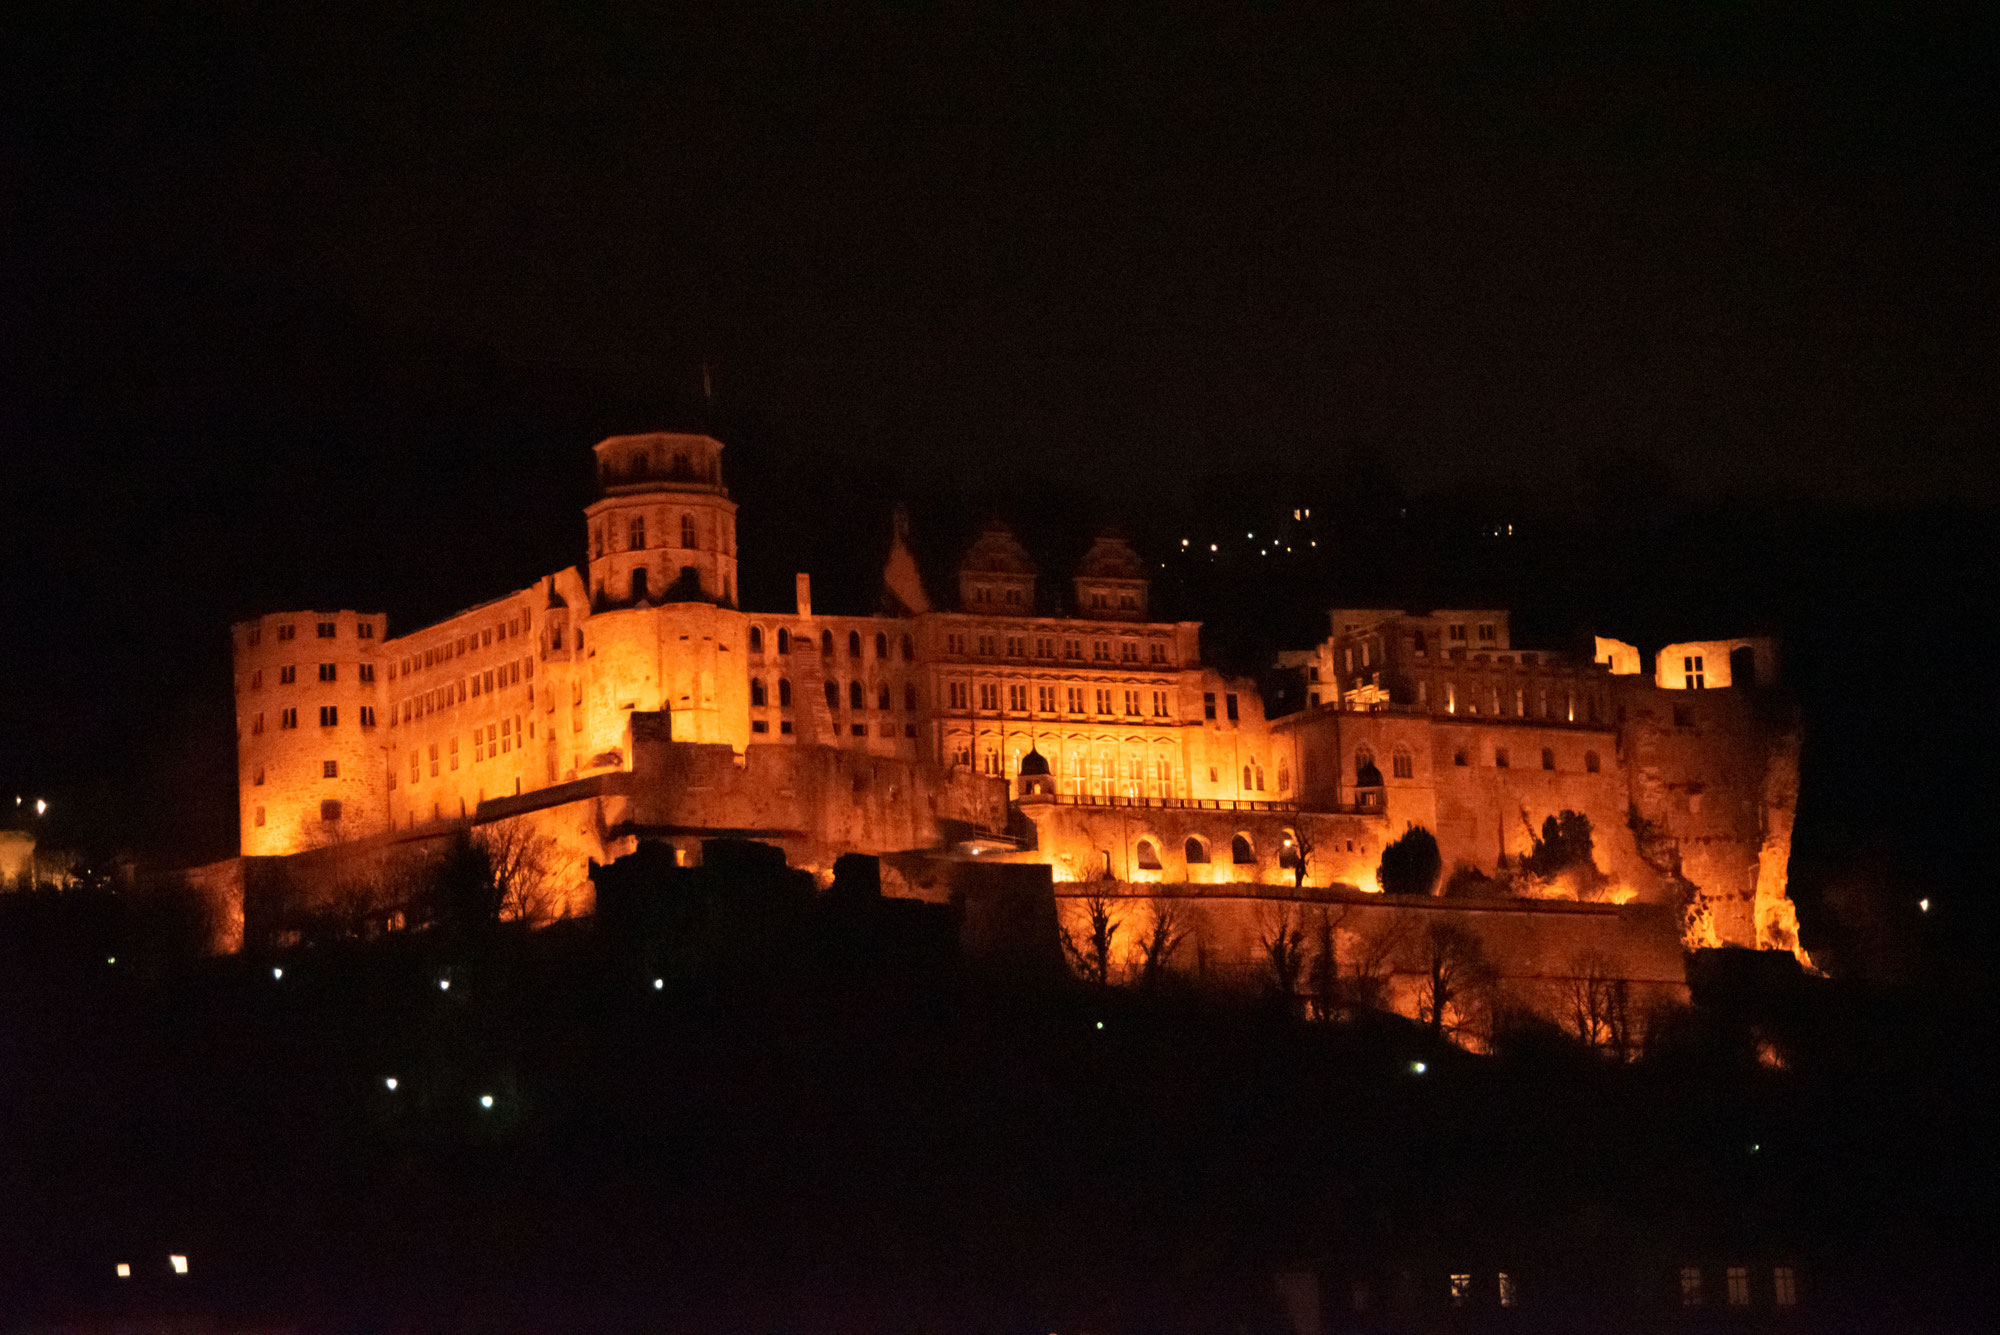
225, 432, 1807, 1007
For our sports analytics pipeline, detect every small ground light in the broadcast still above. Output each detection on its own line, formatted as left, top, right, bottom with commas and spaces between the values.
1411, 1061, 1428, 1074
169, 1255, 188, 1275
115, 1263, 130, 1278
107, 956, 115, 965
438, 978, 450, 991
384, 1077, 398, 1091
653, 977, 664, 990
1919, 898, 1930, 912
480, 1093, 494, 1109
272, 966, 283, 980
1095, 1020, 1105, 1030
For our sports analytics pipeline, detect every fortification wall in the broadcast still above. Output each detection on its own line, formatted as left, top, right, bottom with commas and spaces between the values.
1017, 801, 1387, 888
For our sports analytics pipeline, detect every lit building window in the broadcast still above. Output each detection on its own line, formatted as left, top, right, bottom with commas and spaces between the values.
1449, 1274, 1471, 1307
1498, 1273, 1516, 1307
322, 760, 338, 779
1680, 1267, 1703, 1306
1773, 1266, 1797, 1307
1685, 655, 1706, 689
1727, 1267, 1749, 1306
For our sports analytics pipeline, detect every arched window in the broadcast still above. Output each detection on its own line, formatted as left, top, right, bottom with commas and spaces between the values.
900, 634, 914, 661
1542, 746, 1555, 771
1255, 765, 1266, 791
877, 683, 890, 710
750, 678, 767, 707
1277, 763, 1290, 791
850, 681, 865, 709
1392, 747, 1414, 779
776, 628, 790, 654
1585, 750, 1601, 774
821, 629, 834, 656
824, 681, 839, 710
1136, 838, 1162, 871
630, 568, 648, 602
778, 678, 792, 707
1185, 836, 1209, 864
748, 625, 764, 654
875, 632, 888, 659
848, 630, 862, 658
1243, 765, 1253, 790
904, 682, 917, 710
681, 514, 697, 548
1355, 747, 1382, 787
1232, 833, 1256, 864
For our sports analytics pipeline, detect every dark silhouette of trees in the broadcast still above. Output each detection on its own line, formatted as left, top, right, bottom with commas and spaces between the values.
1378, 825, 1442, 897
1135, 895, 1191, 985
1062, 885, 1122, 985
1406, 920, 1496, 1040
1258, 903, 1311, 1002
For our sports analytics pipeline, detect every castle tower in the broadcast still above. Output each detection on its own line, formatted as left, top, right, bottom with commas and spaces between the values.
1073, 529, 1149, 620
584, 433, 739, 609
232, 609, 388, 855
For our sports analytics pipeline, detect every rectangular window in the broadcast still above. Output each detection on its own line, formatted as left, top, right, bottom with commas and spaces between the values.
1680, 1267, 1703, 1307
1498, 1273, 1516, 1307
280, 707, 297, 729
501, 718, 512, 753
254, 805, 265, 826
1494, 747, 1507, 768
1066, 686, 1085, 713
751, 719, 769, 733
948, 681, 968, 709
248, 627, 262, 647
358, 623, 373, 639
946, 632, 965, 654
279, 665, 296, 685
1120, 641, 1138, 662
317, 621, 336, 638
978, 634, 996, 656
1149, 643, 1166, 664
252, 712, 265, 735
1393, 751, 1413, 779
1037, 685, 1056, 712
1006, 635, 1024, 657
358, 663, 375, 682
250, 669, 263, 690
1203, 692, 1217, 720
1449, 622, 1466, 641
1123, 689, 1140, 715
1036, 637, 1055, 658
410, 752, 421, 783
428, 743, 439, 777
1152, 690, 1169, 717
318, 705, 338, 727
1478, 622, 1496, 642
851, 723, 866, 737
979, 682, 999, 710
322, 759, 338, 778
1093, 640, 1110, 661
449, 737, 459, 770
318, 662, 335, 682
1773, 1267, 1796, 1307
1449, 1275, 1470, 1308
1225, 693, 1239, 722
1064, 638, 1082, 659
1008, 683, 1028, 711
1095, 688, 1113, 715
1726, 1267, 1749, 1306
1685, 655, 1706, 689
277, 624, 296, 642
629, 516, 646, 550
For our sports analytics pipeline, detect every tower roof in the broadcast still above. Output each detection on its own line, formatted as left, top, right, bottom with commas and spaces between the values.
1076, 529, 1146, 581
959, 520, 1036, 576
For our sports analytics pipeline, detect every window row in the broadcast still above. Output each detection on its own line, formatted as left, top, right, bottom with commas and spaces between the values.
246, 621, 376, 647
388, 613, 527, 681
1679, 1265, 1797, 1308
1426, 679, 1597, 723
400, 716, 529, 783
247, 662, 379, 689
942, 631, 1171, 665
593, 512, 720, 559
1447, 744, 1601, 772
748, 625, 917, 662
247, 704, 379, 734
392, 658, 533, 725
944, 682, 1172, 719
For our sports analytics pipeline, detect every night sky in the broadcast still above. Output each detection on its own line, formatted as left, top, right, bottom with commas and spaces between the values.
3, 5, 1996, 955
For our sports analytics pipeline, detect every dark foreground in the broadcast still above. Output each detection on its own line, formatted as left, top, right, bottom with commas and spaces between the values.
0, 862, 1993, 1333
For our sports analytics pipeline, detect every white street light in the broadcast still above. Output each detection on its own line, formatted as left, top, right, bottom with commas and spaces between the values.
169, 1255, 189, 1275
438, 978, 450, 991
272, 967, 283, 981
35, 799, 47, 816
384, 1077, 398, 1091
115, 1263, 130, 1278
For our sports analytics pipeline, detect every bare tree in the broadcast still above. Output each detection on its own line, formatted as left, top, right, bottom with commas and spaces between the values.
1136, 895, 1191, 986
1556, 951, 1634, 1056
1282, 826, 1318, 888
1406, 920, 1496, 1041
475, 818, 561, 925
1061, 884, 1122, 985
1347, 911, 1415, 1011
1258, 902, 1311, 1002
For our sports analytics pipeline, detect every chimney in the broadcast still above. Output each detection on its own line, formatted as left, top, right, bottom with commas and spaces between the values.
795, 573, 813, 619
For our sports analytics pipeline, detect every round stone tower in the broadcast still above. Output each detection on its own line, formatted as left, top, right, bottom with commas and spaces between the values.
584, 433, 739, 609
232, 609, 388, 856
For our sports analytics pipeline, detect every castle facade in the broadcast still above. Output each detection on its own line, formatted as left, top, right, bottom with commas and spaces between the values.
225, 433, 1807, 1003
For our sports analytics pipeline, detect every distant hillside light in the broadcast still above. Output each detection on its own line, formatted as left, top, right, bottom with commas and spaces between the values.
115, 1263, 130, 1278
384, 1076, 398, 1091
271, 966, 283, 980
169, 1254, 189, 1275
1411, 1061, 1428, 1075
1919, 898, 1931, 912
480, 1093, 495, 1110
438, 977, 450, 991
35, 798, 47, 816
653, 978, 664, 990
